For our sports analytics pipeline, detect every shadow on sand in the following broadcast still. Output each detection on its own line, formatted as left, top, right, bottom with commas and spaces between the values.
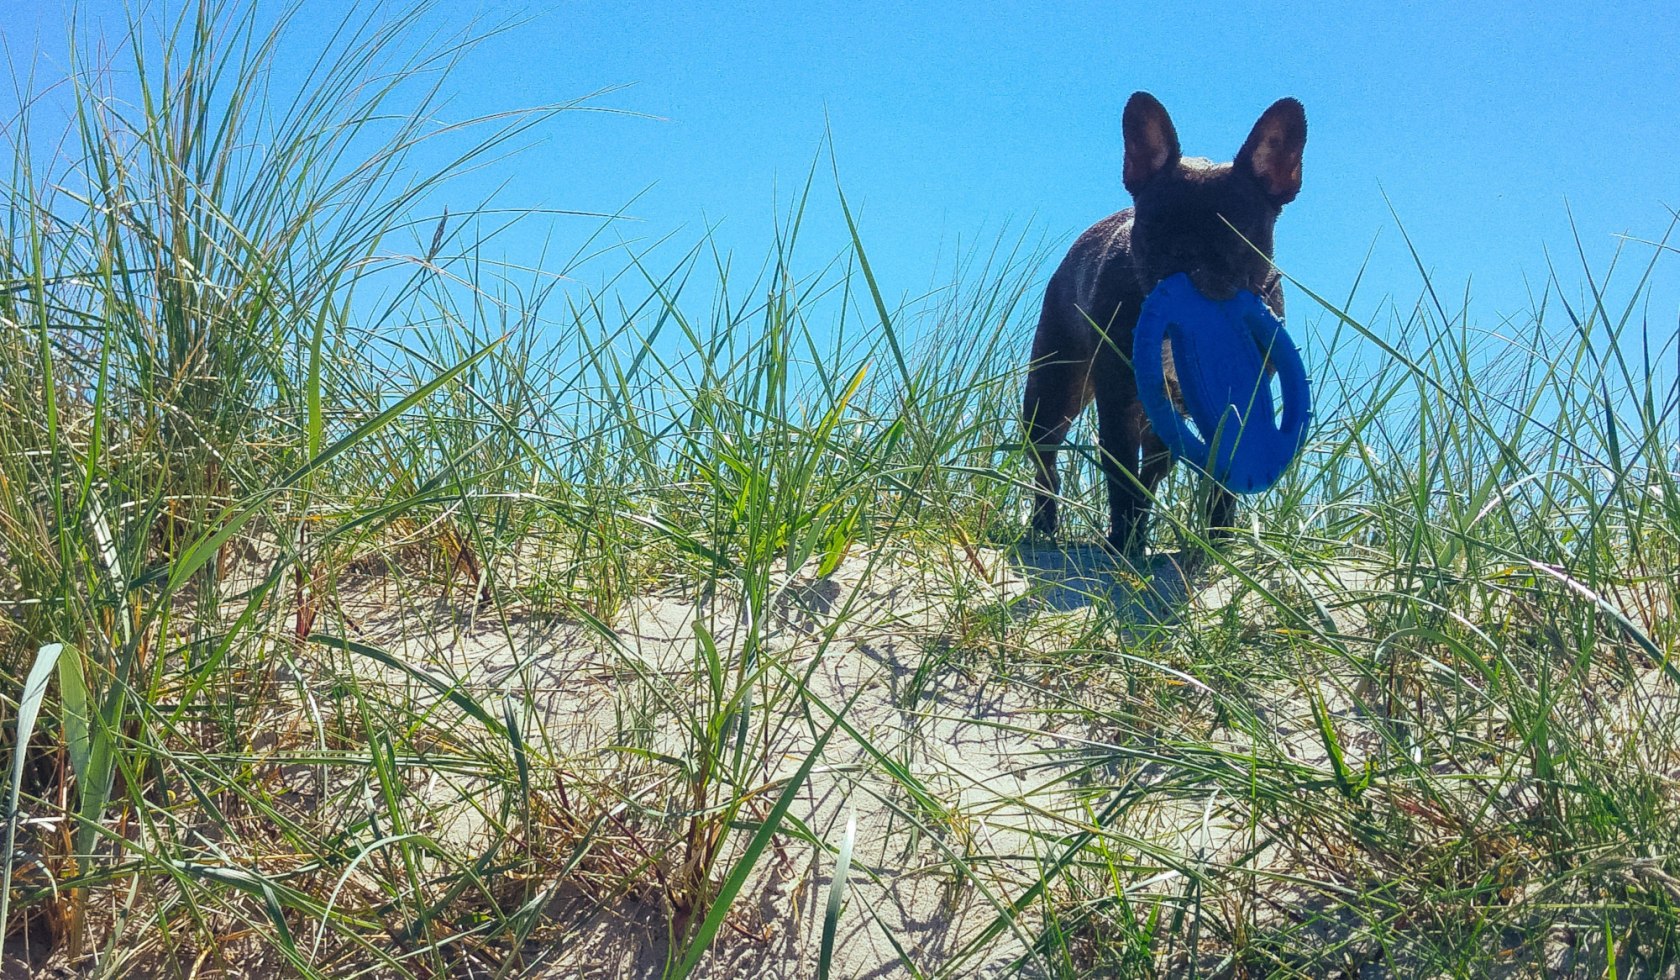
1010, 542, 1203, 624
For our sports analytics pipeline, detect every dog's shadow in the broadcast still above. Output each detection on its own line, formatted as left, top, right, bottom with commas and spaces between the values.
1009, 542, 1202, 624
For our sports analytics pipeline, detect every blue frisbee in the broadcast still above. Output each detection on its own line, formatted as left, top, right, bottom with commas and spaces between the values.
1133, 273, 1311, 494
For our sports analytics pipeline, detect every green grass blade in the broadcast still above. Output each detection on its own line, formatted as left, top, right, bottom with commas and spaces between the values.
2, 643, 66, 933
817, 812, 856, 980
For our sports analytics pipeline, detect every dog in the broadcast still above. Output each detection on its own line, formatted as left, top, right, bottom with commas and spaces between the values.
1022, 91, 1306, 554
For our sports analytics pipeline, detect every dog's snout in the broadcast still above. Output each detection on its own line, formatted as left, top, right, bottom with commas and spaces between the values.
1187, 269, 1240, 302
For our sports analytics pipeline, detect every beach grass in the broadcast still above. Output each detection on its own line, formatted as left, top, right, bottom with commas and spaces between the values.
3, 4, 1679, 977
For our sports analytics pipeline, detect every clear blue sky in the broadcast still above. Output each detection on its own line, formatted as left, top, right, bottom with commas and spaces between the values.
13, 1, 1680, 350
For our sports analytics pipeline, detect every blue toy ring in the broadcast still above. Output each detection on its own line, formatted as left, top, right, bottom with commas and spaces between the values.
1133, 274, 1311, 494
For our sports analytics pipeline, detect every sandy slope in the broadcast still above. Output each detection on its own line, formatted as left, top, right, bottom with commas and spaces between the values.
302, 540, 1679, 978
315, 545, 1286, 977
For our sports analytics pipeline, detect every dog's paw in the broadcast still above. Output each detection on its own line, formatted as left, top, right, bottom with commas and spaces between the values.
1103, 529, 1149, 560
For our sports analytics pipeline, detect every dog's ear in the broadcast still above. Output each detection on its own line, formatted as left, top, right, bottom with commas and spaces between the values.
1123, 92, 1181, 194
1236, 98, 1306, 206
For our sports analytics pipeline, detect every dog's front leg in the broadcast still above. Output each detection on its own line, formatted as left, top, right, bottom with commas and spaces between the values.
1093, 354, 1149, 555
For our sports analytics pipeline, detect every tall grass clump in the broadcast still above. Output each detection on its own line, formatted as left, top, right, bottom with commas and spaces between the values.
0, 2, 592, 972
4, 1, 1680, 977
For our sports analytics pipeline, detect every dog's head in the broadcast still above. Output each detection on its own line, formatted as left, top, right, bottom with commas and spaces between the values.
1122, 92, 1306, 302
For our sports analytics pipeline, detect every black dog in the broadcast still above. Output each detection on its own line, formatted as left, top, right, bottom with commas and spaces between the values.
1022, 91, 1306, 554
